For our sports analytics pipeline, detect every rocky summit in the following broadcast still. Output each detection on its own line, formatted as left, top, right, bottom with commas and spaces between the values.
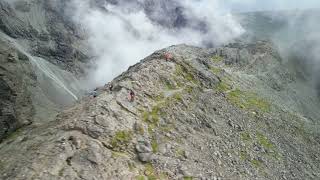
1, 42, 319, 179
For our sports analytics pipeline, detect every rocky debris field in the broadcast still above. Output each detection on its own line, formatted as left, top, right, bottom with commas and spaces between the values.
0, 42, 319, 180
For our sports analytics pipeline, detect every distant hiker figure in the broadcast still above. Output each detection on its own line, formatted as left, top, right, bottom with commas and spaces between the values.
90, 88, 98, 98
129, 90, 135, 102
164, 52, 173, 61
109, 84, 113, 91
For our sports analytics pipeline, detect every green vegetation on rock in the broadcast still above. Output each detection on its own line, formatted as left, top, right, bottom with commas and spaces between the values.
141, 163, 168, 180
211, 55, 224, 63
176, 148, 186, 158
184, 176, 193, 180
185, 85, 194, 94
227, 89, 270, 112
111, 151, 129, 158
216, 81, 232, 92
151, 138, 158, 153
135, 123, 145, 135
6, 128, 23, 141
136, 175, 146, 180
173, 92, 183, 102
214, 78, 270, 113
110, 130, 133, 151
175, 64, 197, 84
257, 132, 274, 149
143, 106, 161, 129
154, 93, 165, 102
210, 67, 222, 74
164, 80, 175, 90
241, 132, 252, 142
251, 159, 262, 168
240, 150, 249, 160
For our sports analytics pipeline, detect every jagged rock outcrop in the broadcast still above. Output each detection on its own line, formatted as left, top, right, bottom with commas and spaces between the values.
1, 42, 319, 180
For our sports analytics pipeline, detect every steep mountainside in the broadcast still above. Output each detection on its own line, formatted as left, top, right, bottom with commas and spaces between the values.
1, 42, 319, 180
0, 0, 90, 141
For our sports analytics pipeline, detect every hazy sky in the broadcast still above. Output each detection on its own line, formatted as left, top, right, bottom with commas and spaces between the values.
223, 0, 320, 12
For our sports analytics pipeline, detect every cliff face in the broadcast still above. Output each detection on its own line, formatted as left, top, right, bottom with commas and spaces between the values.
0, 0, 90, 141
0, 0, 89, 73
0, 36, 35, 140
1, 42, 319, 180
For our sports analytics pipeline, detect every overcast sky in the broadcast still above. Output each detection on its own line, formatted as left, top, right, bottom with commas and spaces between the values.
223, 0, 320, 12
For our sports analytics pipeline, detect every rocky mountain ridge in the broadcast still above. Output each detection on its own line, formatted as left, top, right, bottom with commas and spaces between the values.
0, 1, 320, 179
0, 42, 319, 179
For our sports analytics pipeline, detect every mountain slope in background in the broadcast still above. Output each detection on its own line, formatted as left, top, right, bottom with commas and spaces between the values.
0, 0, 90, 141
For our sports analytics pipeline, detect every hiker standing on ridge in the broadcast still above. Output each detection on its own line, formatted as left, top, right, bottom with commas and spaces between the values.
129, 90, 135, 102
164, 52, 173, 61
89, 89, 98, 98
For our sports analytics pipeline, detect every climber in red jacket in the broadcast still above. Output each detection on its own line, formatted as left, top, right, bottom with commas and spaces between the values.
164, 52, 173, 61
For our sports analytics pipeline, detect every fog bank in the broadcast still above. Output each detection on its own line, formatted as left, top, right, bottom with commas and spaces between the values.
71, 0, 244, 88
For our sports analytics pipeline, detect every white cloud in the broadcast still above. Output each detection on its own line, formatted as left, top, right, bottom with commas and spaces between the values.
71, 0, 245, 88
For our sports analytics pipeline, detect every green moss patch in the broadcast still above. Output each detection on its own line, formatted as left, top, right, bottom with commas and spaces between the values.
135, 175, 146, 180
256, 132, 282, 160
175, 64, 198, 84
143, 106, 161, 128
251, 159, 262, 168
240, 150, 249, 160
110, 130, 133, 151
241, 132, 252, 142
176, 148, 186, 158
173, 92, 183, 102
184, 177, 193, 180
257, 132, 274, 149
164, 81, 175, 90
159, 124, 175, 133
227, 89, 270, 112
211, 55, 224, 63
151, 138, 158, 153
210, 67, 223, 74
154, 93, 165, 102
214, 77, 271, 113
6, 128, 23, 141
135, 123, 145, 135
216, 81, 232, 92
111, 151, 130, 158
140, 163, 168, 180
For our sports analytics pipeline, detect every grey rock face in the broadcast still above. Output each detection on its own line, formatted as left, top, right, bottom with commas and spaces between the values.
0, 0, 90, 140
138, 152, 153, 163
0, 42, 319, 179
0, 39, 35, 141
0, 0, 90, 74
136, 142, 152, 153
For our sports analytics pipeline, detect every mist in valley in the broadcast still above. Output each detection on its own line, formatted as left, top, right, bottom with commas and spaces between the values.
69, 0, 320, 92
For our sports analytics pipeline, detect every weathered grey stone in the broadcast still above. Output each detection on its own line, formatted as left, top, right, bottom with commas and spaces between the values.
136, 143, 152, 153
138, 153, 153, 163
